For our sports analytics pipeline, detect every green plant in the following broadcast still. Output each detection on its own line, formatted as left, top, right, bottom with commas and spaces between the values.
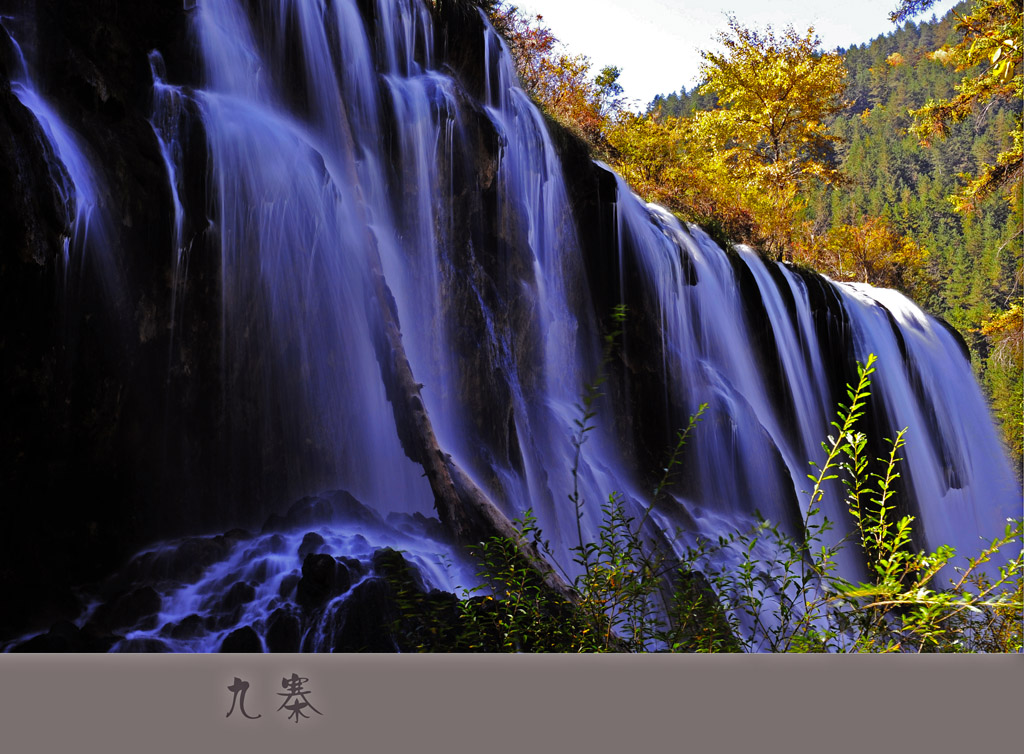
684, 354, 1023, 652
390, 353, 1022, 652
459, 508, 597, 652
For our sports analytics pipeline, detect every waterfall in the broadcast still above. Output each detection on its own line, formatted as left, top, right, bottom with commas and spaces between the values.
615, 191, 1019, 582
0, 0, 1017, 652
1, 18, 123, 316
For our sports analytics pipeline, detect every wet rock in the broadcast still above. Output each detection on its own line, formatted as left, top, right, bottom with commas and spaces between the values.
297, 532, 325, 559
261, 489, 384, 533
77, 622, 121, 652
295, 553, 353, 611
219, 625, 263, 653
385, 512, 449, 544
118, 638, 172, 652
324, 548, 465, 652
265, 607, 303, 653
153, 536, 231, 584
338, 556, 364, 578
90, 586, 162, 633
256, 533, 287, 555
104, 540, 225, 598
200, 580, 257, 632
330, 578, 398, 653
433, 0, 489, 102
0, 70, 71, 268
162, 613, 206, 641
247, 559, 269, 583
278, 572, 301, 600
371, 547, 426, 594
297, 553, 337, 608
220, 581, 257, 611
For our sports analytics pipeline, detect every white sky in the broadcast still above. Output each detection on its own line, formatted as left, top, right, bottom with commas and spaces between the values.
513, 0, 964, 110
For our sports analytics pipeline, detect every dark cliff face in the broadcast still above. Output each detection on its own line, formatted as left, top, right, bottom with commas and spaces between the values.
0, 0, 601, 638
0, 0, 787, 638
0, 0, 194, 637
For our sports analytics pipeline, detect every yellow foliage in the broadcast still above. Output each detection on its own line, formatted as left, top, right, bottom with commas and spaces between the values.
895, 0, 1022, 212
604, 112, 757, 242
687, 16, 849, 256
981, 301, 1024, 366
487, 4, 622, 151
695, 17, 848, 189
794, 217, 934, 297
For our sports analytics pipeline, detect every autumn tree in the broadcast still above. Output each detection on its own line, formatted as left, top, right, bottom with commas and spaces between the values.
979, 301, 1024, 475
603, 18, 850, 252
606, 112, 687, 202
891, 0, 1022, 213
486, 3, 623, 150
690, 17, 849, 256
487, 3, 557, 94
605, 111, 756, 240
795, 217, 933, 297
888, 1, 1022, 468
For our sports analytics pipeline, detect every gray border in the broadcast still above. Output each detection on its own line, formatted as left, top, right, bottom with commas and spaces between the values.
1, 654, 1021, 753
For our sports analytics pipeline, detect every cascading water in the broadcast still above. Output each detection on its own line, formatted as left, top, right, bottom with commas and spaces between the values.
147, 51, 189, 359
839, 284, 1020, 563
1, 17, 123, 315
1, 0, 1017, 652
615, 190, 1019, 585
189, 0, 443, 517
466, 15, 636, 559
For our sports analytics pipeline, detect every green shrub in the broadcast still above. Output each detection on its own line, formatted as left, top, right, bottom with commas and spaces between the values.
390, 355, 1022, 652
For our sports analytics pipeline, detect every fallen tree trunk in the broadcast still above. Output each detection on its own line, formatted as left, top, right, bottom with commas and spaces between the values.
365, 247, 575, 603
316, 70, 574, 603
